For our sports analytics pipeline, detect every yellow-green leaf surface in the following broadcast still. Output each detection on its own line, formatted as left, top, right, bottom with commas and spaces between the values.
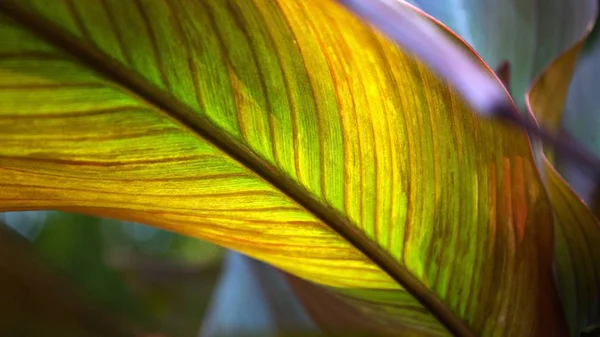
525, 39, 593, 164
527, 42, 585, 135
0, 0, 566, 335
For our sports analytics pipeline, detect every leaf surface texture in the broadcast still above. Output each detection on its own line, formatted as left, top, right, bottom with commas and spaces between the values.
0, 0, 567, 335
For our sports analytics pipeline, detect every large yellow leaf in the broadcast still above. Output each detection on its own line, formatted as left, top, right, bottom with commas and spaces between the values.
0, 0, 566, 335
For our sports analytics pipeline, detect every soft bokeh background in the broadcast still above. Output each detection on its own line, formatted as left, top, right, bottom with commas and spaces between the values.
0, 211, 315, 337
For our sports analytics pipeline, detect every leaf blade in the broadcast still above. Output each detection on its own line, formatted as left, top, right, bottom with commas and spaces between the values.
543, 161, 600, 336
0, 0, 569, 335
408, 0, 597, 108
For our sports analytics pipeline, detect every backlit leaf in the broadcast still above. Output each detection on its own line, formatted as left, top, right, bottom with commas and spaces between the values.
336, 0, 508, 117
396, 3, 600, 334
0, 0, 567, 335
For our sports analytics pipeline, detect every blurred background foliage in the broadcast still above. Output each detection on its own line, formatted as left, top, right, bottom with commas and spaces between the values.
0, 211, 316, 337
1, 211, 225, 337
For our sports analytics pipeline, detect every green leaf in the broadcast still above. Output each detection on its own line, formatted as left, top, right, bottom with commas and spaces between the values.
407, 0, 597, 108
0, 0, 568, 335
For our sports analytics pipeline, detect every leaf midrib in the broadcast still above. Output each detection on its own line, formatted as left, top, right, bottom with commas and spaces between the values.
0, 2, 473, 335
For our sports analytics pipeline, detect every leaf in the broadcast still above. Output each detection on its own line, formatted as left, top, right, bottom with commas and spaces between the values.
285, 271, 415, 336
539, 22, 600, 204
542, 162, 600, 336
407, 0, 597, 109
334, 0, 509, 118
562, 23, 600, 160
0, 0, 567, 335
523, 14, 600, 335
524, 14, 597, 167
396, 2, 600, 334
